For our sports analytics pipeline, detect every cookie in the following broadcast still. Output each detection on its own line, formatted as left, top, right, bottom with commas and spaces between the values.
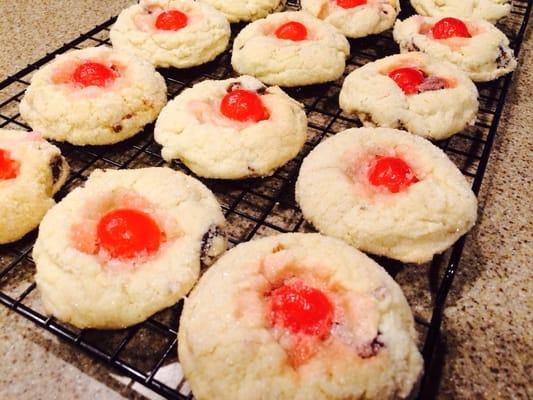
154, 75, 307, 179
0, 129, 69, 244
33, 167, 227, 329
295, 128, 478, 264
178, 233, 423, 400
19, 46, 167, 145
339, 52, 479, 140
198, 0, 283, 23
231, 11, 350, 87
301, 0, 400, 39
110, 0, 231, 69
410, 0, 511, 23
393, 15, 517, 82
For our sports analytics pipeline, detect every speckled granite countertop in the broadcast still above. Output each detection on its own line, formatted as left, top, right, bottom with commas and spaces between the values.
0, 1, 531, 399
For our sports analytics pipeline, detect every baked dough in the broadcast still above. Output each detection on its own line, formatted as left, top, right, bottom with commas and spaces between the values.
0, 129, 69, 244
154, 75, 307, 179
339, 52, 479, 140
301, 0, 400, 39
178, 233, 423, 400
410, 0, 511, 23
295, 128, 478, 263
19, 46, 167, 145
231, 11, 350, 87
393, 15, 517, 82
110, 0, 231, 68
33, 167, 227, 329
198, 0, 283, 22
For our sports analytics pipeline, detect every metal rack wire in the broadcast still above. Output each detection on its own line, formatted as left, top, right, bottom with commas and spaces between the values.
0, 1, 530, 398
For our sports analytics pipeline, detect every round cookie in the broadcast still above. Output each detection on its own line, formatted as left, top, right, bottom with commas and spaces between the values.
198, 0, 283, 23
295, 128, 478, 264
231, 11, 350, 87
393, 15, 517, 82
0, 129, 69, 244
154, 75, 307, 179
339, 52, 479, 140
301, 0, 400, 39
19, 46, 167, 145
178, 233, 423, 400
410, 0, 511, 24
33, 167, 227, 329
110, 0, 231, 69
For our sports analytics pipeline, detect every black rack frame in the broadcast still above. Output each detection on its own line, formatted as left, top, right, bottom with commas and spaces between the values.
0, 1, 530, 399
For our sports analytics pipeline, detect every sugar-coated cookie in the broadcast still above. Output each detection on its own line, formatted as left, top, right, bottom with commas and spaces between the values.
179, 233, 423, 400
410, 0, 511, 23
232, 11, 350, 87
20, 47, 167, 145
33, 167, 227, 329
393, 15, 516, 82
0, 130, 69, 244
302, 0, 400, 39
154, 76, 307, 179
339, 52, 479, 140
110, 0, 231, 68
198, 0, 283, 23
295, 128, 478, 263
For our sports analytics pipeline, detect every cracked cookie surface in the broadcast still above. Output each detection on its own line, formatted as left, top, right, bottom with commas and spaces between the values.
339, 52, 479, 140
19, 46, 167, 145
33, 167, 226, 329
393, 15, 516, 82
154, 75, 307, 179
410, 0, 511, 23
198, 0, 283, 22
110, 0, 231, 68
295, 128, 478, 263
302, 0, 400, 39
179, 233, 423, 400
231, 11, 350, 87
0, 129, 69, 244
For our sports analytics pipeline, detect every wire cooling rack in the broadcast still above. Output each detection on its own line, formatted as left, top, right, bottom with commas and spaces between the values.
0, 1, 530, 398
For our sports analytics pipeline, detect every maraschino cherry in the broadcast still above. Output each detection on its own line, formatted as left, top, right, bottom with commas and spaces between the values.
431, 17, 471, 39
368, 156, 419, 193
96, 208, 163, 259
220, 89, 270, 122
275, 21, 308, 41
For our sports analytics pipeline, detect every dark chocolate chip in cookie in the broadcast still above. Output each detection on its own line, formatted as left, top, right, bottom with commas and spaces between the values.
49, 155, 64, 185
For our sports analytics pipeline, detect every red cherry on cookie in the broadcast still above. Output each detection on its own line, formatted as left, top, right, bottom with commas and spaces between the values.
368, 156, 419, 193
388, 67, 425, 95
0, 149, 20, 180
275, 21, 308, 41
72, 61, 116, 88
155, 10, 188, 31
96, 208, 163, 260
220, 89, 270, 122
431, 17, 471, 39
336, 0, 367, 8
269, 281, 334, 338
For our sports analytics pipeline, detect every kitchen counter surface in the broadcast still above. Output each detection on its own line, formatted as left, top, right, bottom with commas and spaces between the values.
0, 1, 531, 399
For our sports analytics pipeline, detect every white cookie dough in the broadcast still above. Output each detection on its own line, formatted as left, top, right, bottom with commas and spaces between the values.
393, 15, 517, 82
198, 0, 283, 22
295, 128, 478, 263
19, 46, 167, 145
232, 11, 350, 87
154, 75, 307, 179
302, 0, 400, 39
33, 167, 227, 329
179, 233, 423, 400
410, 0, 511, 23
0, 130, 69, 244
110, 0, 231, 68
339, 52, 479, 140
